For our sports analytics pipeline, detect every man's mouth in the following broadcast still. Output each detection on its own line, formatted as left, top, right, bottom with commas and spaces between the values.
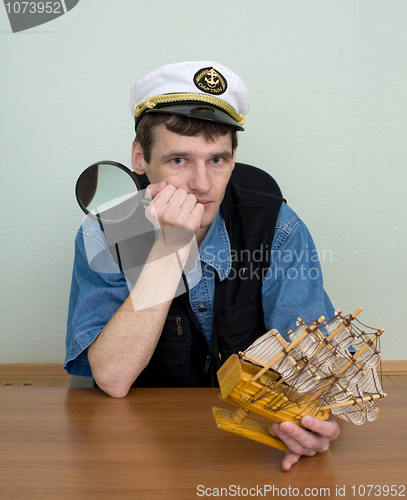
197, 200, 212, 208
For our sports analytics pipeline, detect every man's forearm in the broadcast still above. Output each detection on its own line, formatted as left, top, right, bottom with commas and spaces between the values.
88, 238, 191, 398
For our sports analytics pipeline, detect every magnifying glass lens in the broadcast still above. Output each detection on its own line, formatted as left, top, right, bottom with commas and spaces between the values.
76, 162, 144, 223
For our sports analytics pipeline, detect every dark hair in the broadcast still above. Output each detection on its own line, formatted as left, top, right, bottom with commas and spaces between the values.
135, 113, 238, 163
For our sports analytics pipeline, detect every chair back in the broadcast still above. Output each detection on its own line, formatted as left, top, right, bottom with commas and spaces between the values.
231, 162, 283, 198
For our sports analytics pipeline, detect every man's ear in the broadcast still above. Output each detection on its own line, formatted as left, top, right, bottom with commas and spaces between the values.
131, 140, 146, 175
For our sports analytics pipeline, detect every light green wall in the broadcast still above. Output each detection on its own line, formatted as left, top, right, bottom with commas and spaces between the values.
1, 1, 406, 363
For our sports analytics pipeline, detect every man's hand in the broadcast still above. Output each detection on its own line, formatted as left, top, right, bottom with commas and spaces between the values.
146, 182, 204, 234
272, 415, 340, 470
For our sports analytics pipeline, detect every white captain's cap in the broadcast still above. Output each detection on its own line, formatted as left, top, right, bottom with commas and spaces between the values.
129, 61, 250, 131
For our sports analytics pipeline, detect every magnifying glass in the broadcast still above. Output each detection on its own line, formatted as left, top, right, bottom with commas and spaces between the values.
75, 161, 197, 287
75, 161, 150, 223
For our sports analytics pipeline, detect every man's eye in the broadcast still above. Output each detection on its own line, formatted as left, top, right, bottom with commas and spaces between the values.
211, 157, 223, 165
172, 158, 184, 165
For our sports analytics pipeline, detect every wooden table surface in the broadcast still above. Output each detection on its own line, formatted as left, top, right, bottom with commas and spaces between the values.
1, 386, 406, 499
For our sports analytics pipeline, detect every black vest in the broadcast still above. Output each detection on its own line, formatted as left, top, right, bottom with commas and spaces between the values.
133, 182, 283, 388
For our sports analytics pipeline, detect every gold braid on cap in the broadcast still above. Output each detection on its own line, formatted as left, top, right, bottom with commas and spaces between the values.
135, 93, 245, 126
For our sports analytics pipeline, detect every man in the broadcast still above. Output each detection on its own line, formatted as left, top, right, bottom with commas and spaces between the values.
65, 61, 340, 469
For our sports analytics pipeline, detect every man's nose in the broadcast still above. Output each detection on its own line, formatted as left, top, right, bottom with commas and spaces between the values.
188, 162, 211, 193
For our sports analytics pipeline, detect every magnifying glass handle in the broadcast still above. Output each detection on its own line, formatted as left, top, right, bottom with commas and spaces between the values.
141, 198, 151, 207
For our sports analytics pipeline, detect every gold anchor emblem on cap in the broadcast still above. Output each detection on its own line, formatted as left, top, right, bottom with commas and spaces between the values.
193, 66, 227, 95
205, 68, 220, 88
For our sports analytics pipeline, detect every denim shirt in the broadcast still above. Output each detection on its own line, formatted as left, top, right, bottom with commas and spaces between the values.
65, 202, 335, 377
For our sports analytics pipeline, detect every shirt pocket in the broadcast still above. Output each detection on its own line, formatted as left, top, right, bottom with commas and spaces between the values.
153, 314, 189, 365
215, 301, 264, 359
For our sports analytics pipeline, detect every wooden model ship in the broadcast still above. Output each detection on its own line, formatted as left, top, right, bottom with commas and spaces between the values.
212, 308, 386, 451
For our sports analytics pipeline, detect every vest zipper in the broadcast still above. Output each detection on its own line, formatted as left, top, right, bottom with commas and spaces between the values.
204, 355, 211, 373
176, 316, 182, 336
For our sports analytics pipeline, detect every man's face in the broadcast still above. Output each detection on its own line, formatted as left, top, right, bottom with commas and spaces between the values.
133, 123, 236, 238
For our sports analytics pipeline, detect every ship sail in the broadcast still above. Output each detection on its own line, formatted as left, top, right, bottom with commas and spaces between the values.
331, 403, 366, 425
351, 338, 381, 368
353, 367, 384, 397
244, 329, 297, 378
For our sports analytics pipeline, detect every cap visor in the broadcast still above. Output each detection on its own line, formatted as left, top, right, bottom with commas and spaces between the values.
141, 105, 244, 131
